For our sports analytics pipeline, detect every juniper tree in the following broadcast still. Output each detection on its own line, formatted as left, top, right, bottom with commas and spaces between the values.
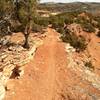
0, 0, 14, 36
14, 0, 39, 49
0, 0, 39, 48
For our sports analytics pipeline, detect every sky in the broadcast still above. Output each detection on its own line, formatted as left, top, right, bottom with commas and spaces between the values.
40, 0, 100, 3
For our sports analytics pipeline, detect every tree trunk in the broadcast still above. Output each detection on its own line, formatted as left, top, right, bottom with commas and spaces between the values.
23, 26, 30, 49
23, 33, 29, 49
14, 0, 20, 21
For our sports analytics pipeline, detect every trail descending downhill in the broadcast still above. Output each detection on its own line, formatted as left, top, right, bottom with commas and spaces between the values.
4, 28, 68, 100
4, 28, 100, 100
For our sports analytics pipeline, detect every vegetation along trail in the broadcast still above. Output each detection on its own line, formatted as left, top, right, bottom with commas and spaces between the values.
4, 28, 100, 100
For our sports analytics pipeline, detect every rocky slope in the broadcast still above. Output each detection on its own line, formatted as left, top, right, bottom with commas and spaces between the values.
0, 32, 43, 100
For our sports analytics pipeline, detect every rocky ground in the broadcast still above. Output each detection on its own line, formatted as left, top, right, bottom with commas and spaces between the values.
2, 28, 100, 100
0, 32, 43, 100
68, 23, 100, 75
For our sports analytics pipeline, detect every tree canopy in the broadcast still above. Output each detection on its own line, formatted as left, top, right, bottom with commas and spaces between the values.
0, 0, 40, 48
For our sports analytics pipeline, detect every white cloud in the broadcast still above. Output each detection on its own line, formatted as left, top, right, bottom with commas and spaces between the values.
41, 0, 100, 3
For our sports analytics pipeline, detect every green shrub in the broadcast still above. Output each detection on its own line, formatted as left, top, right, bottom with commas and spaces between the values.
96, 22, 100, 28
75, 36, 87, 51
34, 17, 50, 27
85, 61, 94, 70
97, 30, 100, 37
82, 23, 95, 33
49, 16, 64, 29
64, 18, 73, 25
49, 12, 82, 29
93, 16, 100, 24
60, 28, 87, 51
0, 20, 12, 36
90, 16, 100, 29
57, 27, 65, 34
75, 16, 95, 33
75, 16, 89, 24
11, 24, 25, 33
32, 23, 42, 33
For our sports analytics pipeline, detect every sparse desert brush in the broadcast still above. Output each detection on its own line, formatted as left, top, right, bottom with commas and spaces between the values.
93, 16, 100, 24
50, 11, 96, 34
82, 23, 95, 33
84, 61, 94, 70
64, 18, 73, 25
97, 30, 100, 37
50, 16, 64, 29
32, 23, 43, 33
34, 17, 50, 27
57, 27, 65, 34
74, 16, 95, 33
60, 28, 87, 52
49, 12, 79, 29
75, 36, 87, 52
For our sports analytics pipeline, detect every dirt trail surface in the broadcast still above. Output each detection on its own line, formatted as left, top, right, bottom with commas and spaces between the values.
4, 28, 67, 100
4, 28, 100, 100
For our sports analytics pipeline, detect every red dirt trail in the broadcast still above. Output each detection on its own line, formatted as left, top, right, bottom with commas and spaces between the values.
4, 28, 68, 100
4, 28, 100, 100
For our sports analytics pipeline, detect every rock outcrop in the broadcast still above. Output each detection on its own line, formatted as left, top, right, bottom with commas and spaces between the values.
65, 43, 100, 99
0, 33, 43, 100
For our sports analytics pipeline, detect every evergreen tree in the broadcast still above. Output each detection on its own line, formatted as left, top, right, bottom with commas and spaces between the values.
0, 0, 14, 35
14, 0, 39, 49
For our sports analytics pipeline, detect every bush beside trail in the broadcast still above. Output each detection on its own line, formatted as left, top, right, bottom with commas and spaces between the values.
60, 28, 87, 52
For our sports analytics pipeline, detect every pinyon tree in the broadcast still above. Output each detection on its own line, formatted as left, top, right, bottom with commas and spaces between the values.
14, 0, 39, 49
0, 0, 14, 36
0, 0, 39, 48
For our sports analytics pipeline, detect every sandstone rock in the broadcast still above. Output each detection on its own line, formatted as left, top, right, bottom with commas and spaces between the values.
2, 64, 15, 80
0, 82, 5, 100
65, 43, 76, 53
0, 54, 8, 60
8, 46, 14, 51
28, 45, 36, 58
3, 56, 13, 63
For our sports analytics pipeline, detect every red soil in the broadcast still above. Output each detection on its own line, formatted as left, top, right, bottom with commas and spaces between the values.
4, 28, 100, 100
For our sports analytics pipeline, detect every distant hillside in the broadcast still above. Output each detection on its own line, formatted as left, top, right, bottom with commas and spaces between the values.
38, 2, 100, 15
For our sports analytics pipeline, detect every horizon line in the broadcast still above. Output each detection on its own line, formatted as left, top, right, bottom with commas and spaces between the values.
40, 1, 100, 3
